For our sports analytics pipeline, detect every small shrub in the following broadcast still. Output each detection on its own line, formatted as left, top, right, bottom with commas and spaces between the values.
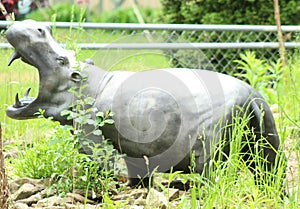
160, 0, 299, 25
234, 51, 282, 103
11, 85, 121, 196
89, 7, 162, 23
25, 3, 86, 22
11, 120, 76, 179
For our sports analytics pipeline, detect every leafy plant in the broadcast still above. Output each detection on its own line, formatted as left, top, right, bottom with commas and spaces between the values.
160, 0, 299, 25
60, 86, 120, 195
89, 7, 162, 23
234, 51, 282, 103
25, 3, 86, 22
12, 120, 76, 179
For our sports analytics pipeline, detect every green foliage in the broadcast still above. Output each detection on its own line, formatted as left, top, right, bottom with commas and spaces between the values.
12, 121, 76, 179
25, 3, 161, 23
160, 0, 300, 25
90, 7, 162, 23
11, 83, 120, 196
234, 51, 282, 103
25, 3, 86, 22
160, 0, 299, 73
55, 86, 120, 195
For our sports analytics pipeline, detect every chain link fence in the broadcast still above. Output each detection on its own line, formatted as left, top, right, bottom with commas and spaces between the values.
1, 21, 299, 74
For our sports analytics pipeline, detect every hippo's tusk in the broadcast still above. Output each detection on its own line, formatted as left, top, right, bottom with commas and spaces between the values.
13, 93, 23, 108
24, 87, 31, 98
8, 51, 21, 66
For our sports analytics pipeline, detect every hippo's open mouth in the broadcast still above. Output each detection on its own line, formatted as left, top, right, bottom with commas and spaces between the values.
9, 47, 37, 106
6, 49, 40, 119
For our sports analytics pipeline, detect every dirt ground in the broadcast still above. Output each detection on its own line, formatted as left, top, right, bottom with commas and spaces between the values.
285, 137, 299, 189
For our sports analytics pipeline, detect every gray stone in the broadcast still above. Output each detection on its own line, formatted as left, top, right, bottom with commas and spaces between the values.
17, 192, 42, 206
67, 192, 96, 204
10, 178, 46, 194
12, 183, 40, 201
166, 188, 179, 201
14, 202, 29, 209
73, 189, 102, 200
76, 204, 99, 209
112, 188, 148, 201
146, 188, 168, 209
35, 196, 64, 207
129, 206, 144, 209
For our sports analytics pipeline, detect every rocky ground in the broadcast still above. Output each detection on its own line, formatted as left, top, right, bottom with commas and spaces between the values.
9, 177, 183, 209
1, 111, 299, 208
6, 153, 299, 209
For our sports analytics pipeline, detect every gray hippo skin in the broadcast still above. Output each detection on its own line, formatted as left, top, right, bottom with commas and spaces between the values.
6, 21, 285, 187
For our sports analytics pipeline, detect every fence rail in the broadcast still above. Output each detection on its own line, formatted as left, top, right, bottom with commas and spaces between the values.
1, 21, 300, 31
1, 21, 299, 73
1, 42, 299, 50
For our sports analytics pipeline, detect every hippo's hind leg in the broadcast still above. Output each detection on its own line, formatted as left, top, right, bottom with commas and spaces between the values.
242, 98, 286, 191
124, 157, 153, 188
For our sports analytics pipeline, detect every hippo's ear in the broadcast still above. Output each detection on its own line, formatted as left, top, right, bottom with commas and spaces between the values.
45, 24, 52, 35
70, 71, 82, 83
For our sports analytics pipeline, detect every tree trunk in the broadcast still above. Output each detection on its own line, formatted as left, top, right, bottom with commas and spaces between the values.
0, 123, 10, 209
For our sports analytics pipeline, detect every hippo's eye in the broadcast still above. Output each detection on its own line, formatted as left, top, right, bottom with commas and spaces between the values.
56, 56, 69, 66
37, 28, 45, 36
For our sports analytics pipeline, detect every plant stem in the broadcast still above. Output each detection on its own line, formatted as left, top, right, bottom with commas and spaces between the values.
273, 0, 286, 67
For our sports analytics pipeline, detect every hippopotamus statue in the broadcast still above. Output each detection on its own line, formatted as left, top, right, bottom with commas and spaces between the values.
5, 20, 285, 187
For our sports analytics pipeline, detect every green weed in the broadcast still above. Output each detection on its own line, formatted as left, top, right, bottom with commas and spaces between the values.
234, 51, 282, 103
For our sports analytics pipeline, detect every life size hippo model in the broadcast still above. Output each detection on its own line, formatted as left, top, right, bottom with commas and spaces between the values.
6, 20, 285, 187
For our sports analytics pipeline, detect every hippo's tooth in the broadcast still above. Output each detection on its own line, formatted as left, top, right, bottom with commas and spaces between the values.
13, 93, 22, 108
24, 87, 31, 98
8, 51, 21, 66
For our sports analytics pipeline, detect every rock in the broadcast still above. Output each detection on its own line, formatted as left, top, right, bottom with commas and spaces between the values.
65, 204, 98, 209
11, 183, 42, 201
67, 192, 96, 204
134, 195, 146, 206
166, 188, 179, 201
9, 181, 21, 194
10, 178, 46, 194
65, 203, 77, 209
129, 206, 144, 209
35, 196, 64, 207
40, 187, 57, 198
146, 188, 168, 209
73, 189, 102, 200
17, 192, 42, 205
112, 188, 148, 201
10, 177, 41, 187
14, 202, 29, 209
4, 149, 18, 159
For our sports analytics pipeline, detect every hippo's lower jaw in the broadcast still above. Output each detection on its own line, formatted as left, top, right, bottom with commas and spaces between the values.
6, 50, 38, 119
6, 87, 37, 120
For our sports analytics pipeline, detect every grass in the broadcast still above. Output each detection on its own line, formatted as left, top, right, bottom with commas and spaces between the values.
1, 27, 300, 208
